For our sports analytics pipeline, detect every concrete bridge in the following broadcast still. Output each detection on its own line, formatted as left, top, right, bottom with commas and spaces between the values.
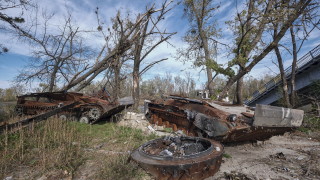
245, 44, 320, 107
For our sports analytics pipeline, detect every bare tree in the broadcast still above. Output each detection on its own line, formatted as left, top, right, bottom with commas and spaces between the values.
0, 0, 32, 54
131, 2, 176, 109
61, 1, 175, 94
5, 12, 93, 92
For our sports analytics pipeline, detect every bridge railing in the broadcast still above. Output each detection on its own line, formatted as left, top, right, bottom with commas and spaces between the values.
245, 44, 320, 105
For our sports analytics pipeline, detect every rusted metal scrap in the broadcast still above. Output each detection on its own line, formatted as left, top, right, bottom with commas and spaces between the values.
14, 91, 133, 124
144, 95, 304, 142
131, 136, 223, 180
0, 102, 79, 133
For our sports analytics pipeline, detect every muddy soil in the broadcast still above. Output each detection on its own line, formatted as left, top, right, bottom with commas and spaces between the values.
208, 131, 320, 180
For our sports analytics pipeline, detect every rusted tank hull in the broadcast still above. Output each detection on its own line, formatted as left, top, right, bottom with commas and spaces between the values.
221, 126, 294, 142
131, 136, 223, 180
145, 96, 302, 143
14, 91, 133, 124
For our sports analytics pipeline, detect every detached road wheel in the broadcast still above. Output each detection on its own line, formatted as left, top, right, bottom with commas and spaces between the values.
79, 116, 90, 124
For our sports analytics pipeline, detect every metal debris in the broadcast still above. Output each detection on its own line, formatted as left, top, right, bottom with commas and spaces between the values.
131, 136, 224, 180
144, 95, 304, 142
0, 91, 133, 133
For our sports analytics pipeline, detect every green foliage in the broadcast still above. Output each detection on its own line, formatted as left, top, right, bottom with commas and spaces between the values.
301, 115, 320, 131
223, 153, 232, 158
164, 127, 173, 133
74, 122, 157, 148
0, 85, 25, 102
297, 127, 310, 133
206, 60, 235, 77
0, 103, 15, 123
307, 80, 320, 98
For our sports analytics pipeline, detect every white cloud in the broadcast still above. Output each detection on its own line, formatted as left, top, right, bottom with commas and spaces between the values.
217, 1, 233, 15
0, 80, 11, 89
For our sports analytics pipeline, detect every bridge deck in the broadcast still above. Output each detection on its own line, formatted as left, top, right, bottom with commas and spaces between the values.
245, 44, 320, 106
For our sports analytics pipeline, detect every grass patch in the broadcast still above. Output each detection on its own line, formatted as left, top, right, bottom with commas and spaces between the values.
73, 122, 158, 148
163, 127, 173, 133
0, 102, 15, 124
223, 153, 232, 159
300, 115, 320, 132
97, 154, 148, 180
0, 118, 87, 179
0, 115, 158, 179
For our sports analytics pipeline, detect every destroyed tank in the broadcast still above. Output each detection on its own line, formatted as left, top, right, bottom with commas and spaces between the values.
14, 91, 133, 124
144, 95, 304, 142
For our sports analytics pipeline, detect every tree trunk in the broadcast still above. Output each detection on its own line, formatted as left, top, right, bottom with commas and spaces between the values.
132, 62, 140, 110
290, 26, 298, 107
191, 2, 215, 97
206, 65, 214, 97
113, 64, 121, 99
199, 30, 214, 97
275, 45, 291, 108
49, 64, 59, 92
235, 71, 244, 105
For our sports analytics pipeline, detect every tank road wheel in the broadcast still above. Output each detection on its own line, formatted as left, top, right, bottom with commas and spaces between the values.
59, 114, 67, 121
79, 116, 90, 124
88, 107, 102, 121
14, 106, 23, 116
69, 116, 78, 121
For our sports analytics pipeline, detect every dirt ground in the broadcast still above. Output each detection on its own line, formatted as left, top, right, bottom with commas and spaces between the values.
209, 131, 320, 180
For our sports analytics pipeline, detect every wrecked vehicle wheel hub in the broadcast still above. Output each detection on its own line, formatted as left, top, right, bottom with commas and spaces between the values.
131, 136, 223, 180
88, 107, 101, 120
79, 116, 90, 124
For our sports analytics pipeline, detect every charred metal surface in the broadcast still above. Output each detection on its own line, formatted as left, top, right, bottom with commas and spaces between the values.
145, 95, 303, 142
131, 136, 223, 180
0, 91, 133, 132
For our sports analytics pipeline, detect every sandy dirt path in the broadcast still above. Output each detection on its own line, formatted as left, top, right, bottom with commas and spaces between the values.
207, 132, 320, 180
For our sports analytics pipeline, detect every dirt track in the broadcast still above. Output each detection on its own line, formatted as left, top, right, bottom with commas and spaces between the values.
208, 132, 320, 180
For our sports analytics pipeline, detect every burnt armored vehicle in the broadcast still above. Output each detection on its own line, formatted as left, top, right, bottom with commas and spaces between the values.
144, 95, 304, 143
14, 91, 133, 124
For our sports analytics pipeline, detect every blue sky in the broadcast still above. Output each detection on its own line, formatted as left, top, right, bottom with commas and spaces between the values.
0, 0, 319, 89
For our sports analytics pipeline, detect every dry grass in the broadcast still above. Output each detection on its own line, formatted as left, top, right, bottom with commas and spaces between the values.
0, 113, 158, 179
97, 154, 150, 180
0, 118, 87, 179
0, 102, 16, 124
